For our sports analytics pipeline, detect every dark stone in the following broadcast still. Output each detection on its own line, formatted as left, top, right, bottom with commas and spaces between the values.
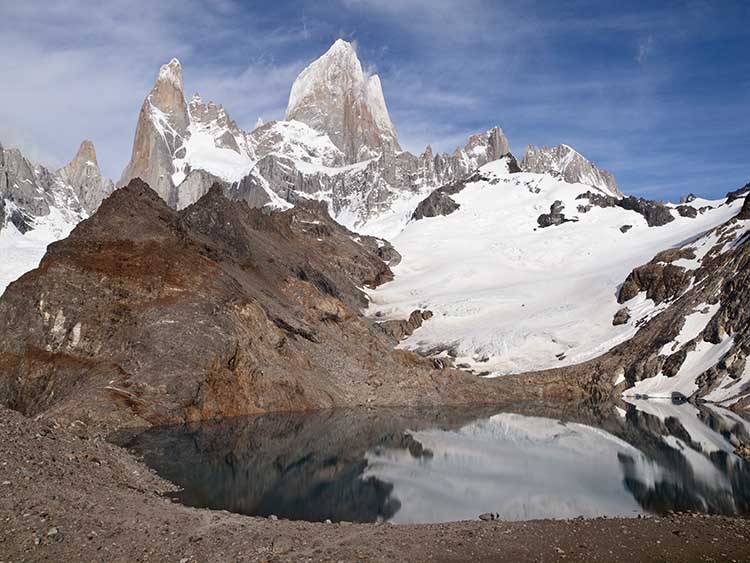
375, 241, 401, 267
1, 199, 34, 234
503, 153, 523, 174
576, 191, 675, 227
676, 205, 698, 219
478, 512, 499, 521
726, 183, 750, 204
662, 348, 688, 377
613, 307, 631, 326
739, 195, 750, 220
412, 190, 459, 220
619, 196, 674, 227
620, 225, 632, 233
412, 170, 494, 221
537, 200, 577, 228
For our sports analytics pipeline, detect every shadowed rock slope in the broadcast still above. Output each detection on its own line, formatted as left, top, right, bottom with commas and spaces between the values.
0, 179, 539, 430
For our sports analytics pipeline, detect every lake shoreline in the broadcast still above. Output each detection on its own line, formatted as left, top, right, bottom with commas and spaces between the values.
3, 405, 750, 562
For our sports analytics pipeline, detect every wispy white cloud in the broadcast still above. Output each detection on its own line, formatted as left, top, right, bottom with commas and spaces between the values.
637, 35, 654, 63
0, 0, 746, 201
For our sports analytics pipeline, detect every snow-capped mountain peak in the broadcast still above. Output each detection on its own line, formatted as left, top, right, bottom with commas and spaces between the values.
157, 58, 184, 90
285, 38, 400, 162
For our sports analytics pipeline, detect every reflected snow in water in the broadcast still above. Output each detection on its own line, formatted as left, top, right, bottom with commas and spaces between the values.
119, 400, 750, 523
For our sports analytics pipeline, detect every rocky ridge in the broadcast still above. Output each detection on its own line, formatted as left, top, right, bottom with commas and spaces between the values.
522, 144, 622, 197
0, 179, 536, 430
576, 190, 675, 227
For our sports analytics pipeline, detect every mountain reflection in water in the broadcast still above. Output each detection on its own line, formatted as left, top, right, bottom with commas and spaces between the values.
119, 400, 750, 524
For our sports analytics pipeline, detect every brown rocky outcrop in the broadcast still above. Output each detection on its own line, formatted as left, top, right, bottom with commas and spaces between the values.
377, 310, 433, 342
522, 205, 750, 405
412, 189, 461, 220
612, 307, 630, 326
618, 262, 693, 304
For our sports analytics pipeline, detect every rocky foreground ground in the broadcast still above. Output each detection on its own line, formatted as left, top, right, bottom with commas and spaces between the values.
2, 406, 749, 563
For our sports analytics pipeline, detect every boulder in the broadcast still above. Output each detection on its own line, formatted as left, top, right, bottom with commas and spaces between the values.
378, 310, 433, 341
676, 205, 698, 219
613, 307, 631, 326
537, 200, 576, 228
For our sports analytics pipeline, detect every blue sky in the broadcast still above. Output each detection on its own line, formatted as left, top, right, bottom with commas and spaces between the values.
0, 0, 747, 200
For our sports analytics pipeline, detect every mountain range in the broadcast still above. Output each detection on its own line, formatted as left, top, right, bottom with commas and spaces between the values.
1, 39, 749, 426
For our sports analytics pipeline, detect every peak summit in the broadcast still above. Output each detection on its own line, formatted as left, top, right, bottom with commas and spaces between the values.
285, 40, 399, 162
328, 38, 356, 55
58, 139, 114, 214
157, 58, 183, 89
73, 139, 97, 166
150, 58, 187, 119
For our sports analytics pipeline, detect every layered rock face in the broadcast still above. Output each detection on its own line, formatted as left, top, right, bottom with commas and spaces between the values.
0, 144, 55, 228
117, 42, 512, 229
0, 179, 517, 429
522, 144, 621, 197
285, 39, 400, 162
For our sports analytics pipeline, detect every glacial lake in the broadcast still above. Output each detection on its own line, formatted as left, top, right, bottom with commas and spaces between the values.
120, 399, 750, 524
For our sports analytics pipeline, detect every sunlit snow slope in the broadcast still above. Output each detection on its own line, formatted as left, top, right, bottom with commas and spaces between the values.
0, 209, 79, 296
366, 158, 742, 375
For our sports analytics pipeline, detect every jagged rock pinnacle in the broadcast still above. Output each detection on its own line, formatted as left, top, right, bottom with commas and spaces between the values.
118, 58, 190, 202
59, 140, 114, 214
